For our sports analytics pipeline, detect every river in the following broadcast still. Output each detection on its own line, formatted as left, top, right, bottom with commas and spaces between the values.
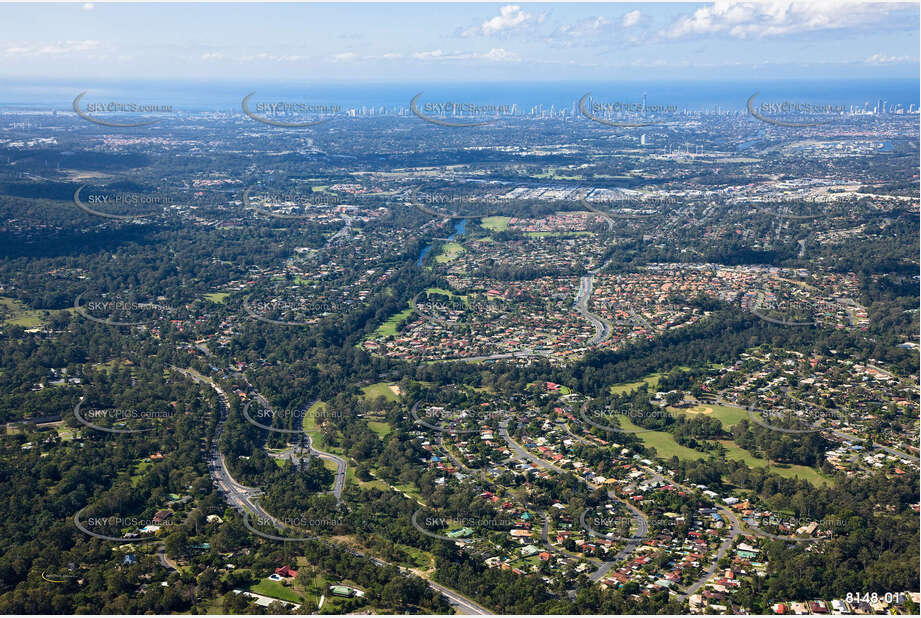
417, 219, 467, 265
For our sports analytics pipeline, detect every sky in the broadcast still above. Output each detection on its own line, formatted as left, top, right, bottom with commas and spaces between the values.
0, 1, 918, 83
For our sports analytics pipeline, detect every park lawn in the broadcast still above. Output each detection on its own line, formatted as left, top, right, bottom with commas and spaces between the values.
391, 542, 434, 569
129, 460, 153, 487
355, 474, 389, 491
303, 401, 335, 452
367, 421, 392, 439
480, 216, 510, 232
434, 242, 464, 263
0, 296, 71, 328
609, 367, 692, 395
671, 404, 749, 429
391, 479, 426, 505
319, 458, 339, 474
717, 440, 830, 486
614, 415, 708, 461
204, 292, 229, 304
615, 414, 829, 487
361, 382, 400, 402
372, 307, 413, 338
55, 425, 78, 441
250, 579, 303, 604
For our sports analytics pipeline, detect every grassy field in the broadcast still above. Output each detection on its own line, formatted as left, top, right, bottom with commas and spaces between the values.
319, 457, 339, 474
92, 359, 122, 374
394, 542, 434, 570
434, 241, 464, 263
609, 367, 692, 395
129, 460, 152, 487
361, 382, 401, 402
250, 579, 303, 604
717, 440, 831, 486
367, 421, 392, 439
671, 404, 749, 429
615, 414, 829, 487
614, 415, 708, 460
303, 401, 334, 452
371, 307, 413, 338
0, 296, 69, 328
480, 216, 510, 231
204, 292, 229, 304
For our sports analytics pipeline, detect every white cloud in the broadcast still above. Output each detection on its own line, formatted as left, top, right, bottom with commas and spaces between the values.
463, 5, 540, 37
411, 48, 520, 62
865, 53, 916, 64
413, 49, 445, 60
82, 3, 94, 10
481, 47, 520, 62
3, 40, 100, 56
664, 1, 901, 39
622, 10, 641, 28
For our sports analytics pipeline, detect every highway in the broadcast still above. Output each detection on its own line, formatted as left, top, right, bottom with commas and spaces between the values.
577, 198, 614, 231
177, 367, 489, 614
173, 368, 276, 524
574, 275, 613, 346
422, 274, 612, 362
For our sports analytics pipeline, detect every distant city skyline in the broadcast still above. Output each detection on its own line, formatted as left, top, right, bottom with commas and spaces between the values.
0, 2, 918, 83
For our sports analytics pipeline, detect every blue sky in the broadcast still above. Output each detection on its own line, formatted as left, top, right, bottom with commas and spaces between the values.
0, 2, 918, 82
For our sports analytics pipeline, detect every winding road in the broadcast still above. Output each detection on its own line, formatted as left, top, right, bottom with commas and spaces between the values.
250, 392, 347, 503
497, 420, 650, 580
574, 275, 613, 346
177, 367, 489, 614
